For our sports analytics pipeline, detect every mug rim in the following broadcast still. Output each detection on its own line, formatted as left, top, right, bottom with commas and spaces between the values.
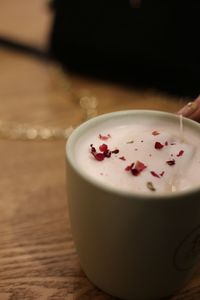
66, 109, 200, 201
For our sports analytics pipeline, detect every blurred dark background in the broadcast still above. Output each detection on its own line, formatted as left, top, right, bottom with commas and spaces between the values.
50, 0, 200, 97
0, 0, 199, 98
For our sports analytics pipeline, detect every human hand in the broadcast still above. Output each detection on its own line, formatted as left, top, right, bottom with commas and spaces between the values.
178, 95, 200, 122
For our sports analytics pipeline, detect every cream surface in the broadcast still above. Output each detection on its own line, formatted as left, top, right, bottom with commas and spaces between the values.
75, 115, 200, 194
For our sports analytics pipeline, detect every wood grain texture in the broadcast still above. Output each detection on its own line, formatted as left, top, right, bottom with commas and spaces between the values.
0, 1, 199, 299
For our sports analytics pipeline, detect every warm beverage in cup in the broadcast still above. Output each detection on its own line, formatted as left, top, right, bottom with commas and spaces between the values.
66, 110, 200, 300
75, 112, 200, 195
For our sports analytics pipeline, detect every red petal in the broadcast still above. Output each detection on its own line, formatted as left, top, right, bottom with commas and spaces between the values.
135, 160, 147, 172
155, 142, 164, 149
125, 163, 134, 171
125, 161, 147, 175
150, 171, 160, 178
177, 150, 184, 157
160, 171, 165, 177
104, 150, 111, 158
152, 130, 160, 136
99, 134, 111, 140
90, 144, 96, 153
99, 144, 108, 152
93, 153, 105, 161
131, 168, 140, 176
119, 156, 126, 161
112, 149, 119, 154
166, 159, 176, 166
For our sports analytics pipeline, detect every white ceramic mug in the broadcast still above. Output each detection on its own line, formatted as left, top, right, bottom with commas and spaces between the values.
66, 110, 200, 300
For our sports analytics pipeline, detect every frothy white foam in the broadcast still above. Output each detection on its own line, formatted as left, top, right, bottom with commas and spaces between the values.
74, 114, 200, 195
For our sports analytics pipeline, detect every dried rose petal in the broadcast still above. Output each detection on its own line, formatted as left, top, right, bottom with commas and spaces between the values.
90, 144, 96, 153
119, 156, 126, 161
165, 141, 168, 146
125, 160, 146, 176
99, 144, 108, 152
150, 171, 160, 178
155, 142, 164, 149
94, 153, 105, 161
99, 134, 111, 140
152, 131, 160, 136
131, 161, 147, 176
104, 150, 111, 158
166, 159, 176, 166
131, 168, 140, 176
112, 149, 119, 154
135, 160, 147, 172
90, 144, 108, 161
160, 171, 165, 177
177, 150, 184, 157
125, 163, 134, 171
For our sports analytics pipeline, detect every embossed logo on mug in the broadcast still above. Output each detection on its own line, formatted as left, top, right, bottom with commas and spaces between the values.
174, 226, 200, 271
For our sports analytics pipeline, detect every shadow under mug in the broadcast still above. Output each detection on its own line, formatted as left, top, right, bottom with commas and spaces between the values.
66, 110, 200, 300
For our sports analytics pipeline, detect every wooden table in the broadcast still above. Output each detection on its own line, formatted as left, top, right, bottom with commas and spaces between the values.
0, 1, 199, 299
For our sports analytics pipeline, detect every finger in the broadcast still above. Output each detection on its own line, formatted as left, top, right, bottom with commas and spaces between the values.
185, 96, 200, 121
177, 95, 200, 119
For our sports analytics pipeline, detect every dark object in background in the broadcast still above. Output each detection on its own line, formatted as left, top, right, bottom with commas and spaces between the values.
49, 0, 200, 97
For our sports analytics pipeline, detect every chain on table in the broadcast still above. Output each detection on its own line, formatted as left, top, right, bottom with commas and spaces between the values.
0, 65, 98, 141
